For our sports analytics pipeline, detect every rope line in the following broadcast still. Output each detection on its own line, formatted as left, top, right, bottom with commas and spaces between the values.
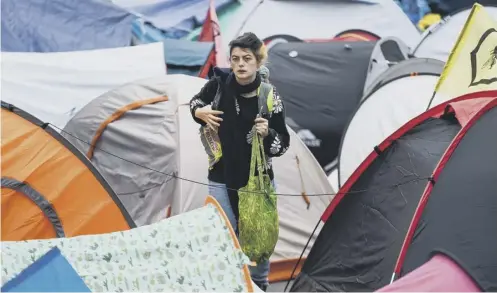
51, 123, 432, 197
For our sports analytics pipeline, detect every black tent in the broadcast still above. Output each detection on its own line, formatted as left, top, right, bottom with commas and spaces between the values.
393, 95, 497, 292
289, 92, 497, 292
267, 38, 409, 173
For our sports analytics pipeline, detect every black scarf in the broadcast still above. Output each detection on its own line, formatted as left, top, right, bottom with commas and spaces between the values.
218, 71, 261, 223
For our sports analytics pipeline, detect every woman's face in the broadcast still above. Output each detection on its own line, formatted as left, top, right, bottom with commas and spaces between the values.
230, 47, 259, 84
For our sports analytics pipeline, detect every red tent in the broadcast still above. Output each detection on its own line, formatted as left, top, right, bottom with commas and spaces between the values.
289, 91, 497, 292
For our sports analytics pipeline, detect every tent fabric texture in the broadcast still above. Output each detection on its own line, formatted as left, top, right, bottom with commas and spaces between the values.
1, 0, 135, 52
61, 74, 334, 283
1, 43, 166, 130
377, 253, 481, 292
412, 5, 497, 62
335, 57, 445, 189
289, 92, 497, 292
1, 102, 135, 241
1, 247, 91, 292
218, 0, 421, 51
112, 0, 235, 39
266, 38, 409, 174
1, 202, 255, 292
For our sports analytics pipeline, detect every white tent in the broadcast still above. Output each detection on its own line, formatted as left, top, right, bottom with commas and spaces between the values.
0, 42, 166, 130
62, 74, 334, 283
412, 5, 497, 62
332, 58, 445, 188
220, 0, 421, 50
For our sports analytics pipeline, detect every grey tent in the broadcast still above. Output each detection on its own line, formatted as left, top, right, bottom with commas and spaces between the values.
62, 74, 334, 285
266, 37, 410, 175
332, 58, 445, 189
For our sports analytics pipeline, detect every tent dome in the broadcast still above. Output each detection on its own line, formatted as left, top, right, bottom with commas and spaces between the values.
1, 102, 135, 241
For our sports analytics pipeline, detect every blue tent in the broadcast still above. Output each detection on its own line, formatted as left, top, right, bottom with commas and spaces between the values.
132, 21, 213, 76
2, 247, 90, 292
1, 0, 136, 52
116, 0, 235, 39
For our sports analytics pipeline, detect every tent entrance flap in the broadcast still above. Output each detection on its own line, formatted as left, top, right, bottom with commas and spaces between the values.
1, 177, 65, 238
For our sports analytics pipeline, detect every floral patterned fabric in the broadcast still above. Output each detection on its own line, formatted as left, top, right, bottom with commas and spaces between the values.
1, 205, 252, 292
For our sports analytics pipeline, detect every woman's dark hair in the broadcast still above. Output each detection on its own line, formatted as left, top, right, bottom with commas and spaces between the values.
229, 32, 268, 64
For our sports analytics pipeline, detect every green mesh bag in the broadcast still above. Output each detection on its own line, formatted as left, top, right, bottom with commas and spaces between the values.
238, 128, 279, 263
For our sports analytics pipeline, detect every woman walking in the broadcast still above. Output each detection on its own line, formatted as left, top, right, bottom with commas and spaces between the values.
189, 32, 290, 291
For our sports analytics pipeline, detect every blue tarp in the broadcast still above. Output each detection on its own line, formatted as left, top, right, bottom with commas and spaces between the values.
1, 247, 91, 292
116, 0, 235, 39
1, 0, 136, 52
163, 39, 213, 67
133, 22, 213, 67
132, 21, 212, 75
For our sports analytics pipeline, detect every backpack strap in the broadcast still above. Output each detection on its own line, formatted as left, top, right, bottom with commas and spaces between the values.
257, 82, 274, 118
211, 77, 223, 110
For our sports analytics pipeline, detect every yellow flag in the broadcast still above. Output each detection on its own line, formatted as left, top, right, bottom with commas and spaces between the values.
430, 3, 497, 107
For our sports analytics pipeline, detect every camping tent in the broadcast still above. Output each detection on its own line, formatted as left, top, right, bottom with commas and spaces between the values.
1, 200, 258, 292
377, 254, 481, 292
1, 102, 135, 241
412, 5, 497, 62
390, 98, 497, 292
1, 0, 135, 52
218, 0, 421, 50
1, 43, 165, 130
289, 91, 497, 292
61, 74, 334, 283
266, 38, 410, 174
335, 58, 445, 189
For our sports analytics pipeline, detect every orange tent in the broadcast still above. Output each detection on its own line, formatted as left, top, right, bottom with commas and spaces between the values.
1, 102, 135, 241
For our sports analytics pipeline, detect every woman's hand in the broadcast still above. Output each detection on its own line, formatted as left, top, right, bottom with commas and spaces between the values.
254, 117, 269, 137
195, 106, 223, 131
